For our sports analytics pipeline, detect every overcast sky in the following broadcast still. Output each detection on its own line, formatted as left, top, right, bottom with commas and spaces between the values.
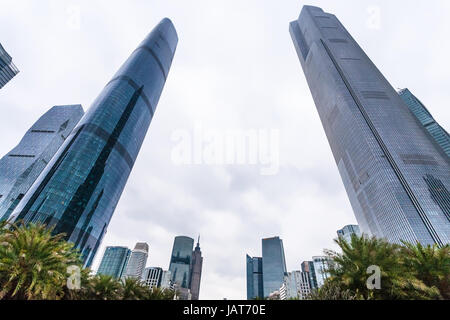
0, 0, 449, 299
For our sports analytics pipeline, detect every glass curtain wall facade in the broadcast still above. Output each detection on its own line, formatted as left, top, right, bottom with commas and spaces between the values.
8, 18, 178, 266
398, 88, 450, 158
0, 105, 84, 221
169, 236, 194, 289
337, 224, 361, 243
246, 255, 263, 300
122, 242, 149, 279
96, 246, 131, 278
0, 42, 19, 89
290, 6, 450, 246
262, 237, 287, 297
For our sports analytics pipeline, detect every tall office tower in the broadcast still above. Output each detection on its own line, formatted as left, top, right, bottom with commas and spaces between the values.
189, 236, 203, 300
160, 270, 174, 290
337, 224, 361, 243
122, 242, 149, 279
96, 246, 131, 279
399, 88, 450, 158
0, 105, 84, 221
169, 236, 194, 290
301, 260, 318, 289
262, 236, 287, 297
0, 42, 19, 89
246, 255, 264, 300
8, 18, 178, 266
142, 267, 163, 288
281, 271, 311, 300
290, 6, 450, 246
312, 256, 331, 288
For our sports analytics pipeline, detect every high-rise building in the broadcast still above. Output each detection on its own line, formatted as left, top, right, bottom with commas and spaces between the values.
290, 6, 450, 246
96, 246, 131, 279
8, 18, 178, 266
0, 105, 84, 221
189, 236, 203, 300
142, 267, 163, 288
337, 224, 361, 243
0, 42, 19, 89
122, 242, 149, 279
246, 255, 264, 300
301, 260, 318, 289
160, 270, 174, 290
281, 271, 311, 300
262, 236, 287, 297
312, 256, 331, 288
398, 88, 450, 158
169, 236, 194, 290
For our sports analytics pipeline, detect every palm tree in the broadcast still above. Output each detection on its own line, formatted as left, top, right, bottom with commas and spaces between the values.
78, 274, 122, 300
121, 277, 149, 300
145, 286, 176, 300
325, 235, 441, 300
0, 222, 82, 300
401, 242, 450, 299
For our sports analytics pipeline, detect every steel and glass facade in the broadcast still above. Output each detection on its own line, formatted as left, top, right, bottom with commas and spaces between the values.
0, 105, 84, 221
8, 19, 178, 266
337, 224, 361, 243
262, 237, 287, 297
142, 267, 163, 288
290, 6, 450, 246
0, 42, 19, 89
122, 242, 149, 279
398, 88, 450, 158
246, 255, 263, 300
169, 236, 194, 289
96, 246, 131, 279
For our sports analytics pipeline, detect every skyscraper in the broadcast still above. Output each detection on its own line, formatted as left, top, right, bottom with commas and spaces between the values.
122, 242, 149, 279
301, 260, 318, 289
169, 236, 194, 290
337, 224, 361, 243
96, 246, 131, 279
142, 267, 163, 288
0, 105, 84, 221
246, 255, 263, 300
0, 42, 19, 89
8, 18, 178, 266
290, 6, 450, 246
281, 271, 311, 300
262, 236, 287, 297
312, 256, 331, 288
189, 236, 203, 300
398, 88, 450, 158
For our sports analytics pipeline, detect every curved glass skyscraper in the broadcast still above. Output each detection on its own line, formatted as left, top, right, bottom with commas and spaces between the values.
0, 105, 84, 221
0, 42, 19, 89
8, 18, 178, 266
290, 6, 450, 245
169, 236, 194, 289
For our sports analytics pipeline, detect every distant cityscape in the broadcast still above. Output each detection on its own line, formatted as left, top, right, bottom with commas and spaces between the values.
96, 235, 203, 300
0, 3, 448, 301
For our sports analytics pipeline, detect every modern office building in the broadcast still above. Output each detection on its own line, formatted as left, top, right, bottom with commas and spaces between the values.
0, 105, 84, 221
290, 6, 450, 246
337, 224, 361, 243
398, 88, 450, 158
262, 236, 288, 297
169, 236, 194, 290
8, 18, 178, 266
142, 267, 163, 288
122, 242, 149, 279
281, 271, 311, 300
246, 255, 264, 300
189, 236, 203, 300
96, 246, 131, 279
0, 42, 19, 89
160, 270, 174, 290
312, 256, 331, 288
301, 260, 318, 289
